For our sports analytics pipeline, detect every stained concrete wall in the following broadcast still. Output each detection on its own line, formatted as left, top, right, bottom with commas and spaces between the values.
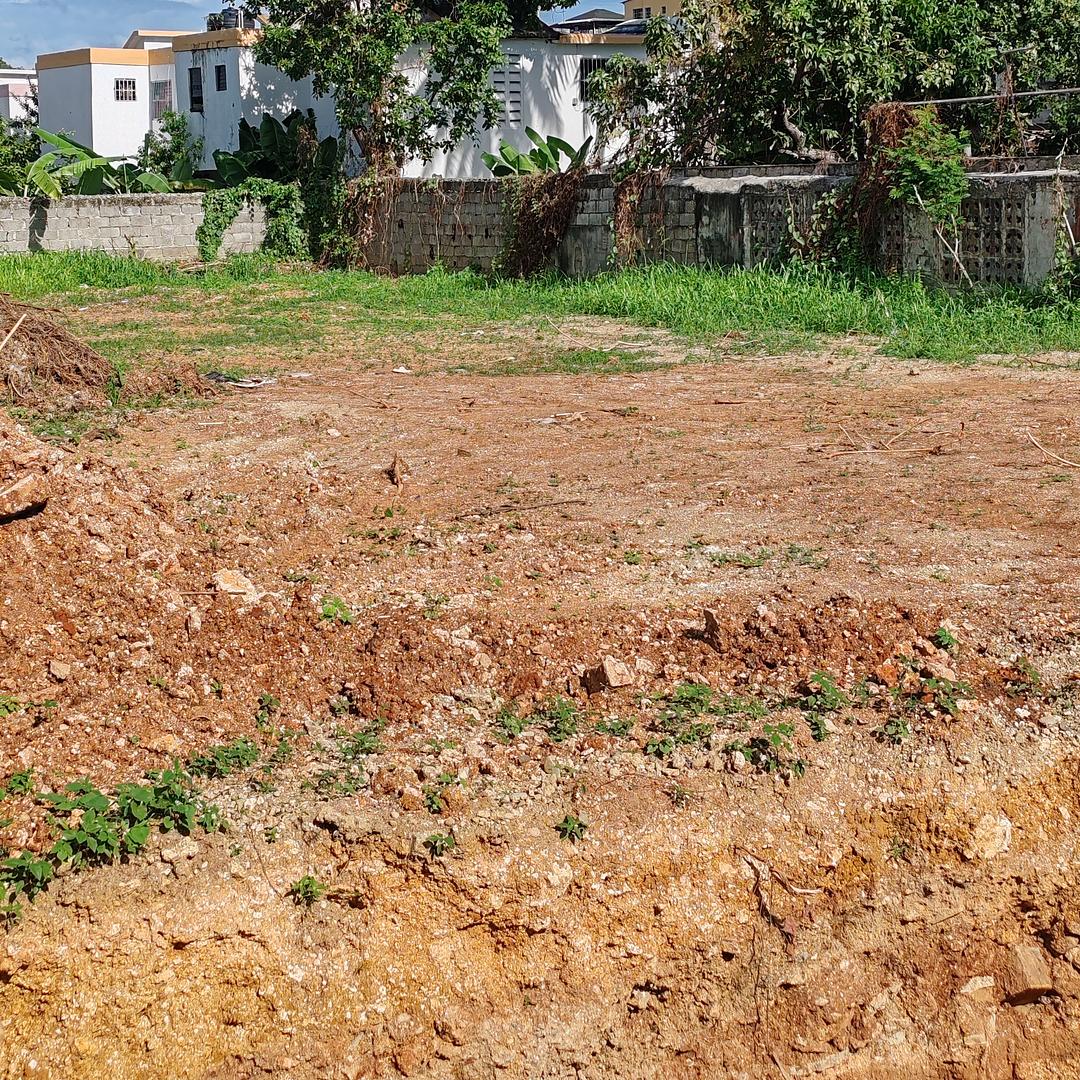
0, 165, 1074, 283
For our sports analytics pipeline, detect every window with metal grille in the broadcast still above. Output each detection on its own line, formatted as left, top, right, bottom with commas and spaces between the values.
114, 78, 136, 102
632, 7, 643, 16
189, 67, 204, 113
151, 80, 173, 120
215, 64, 227, 92
492, 54, 523, 123
579, 57, 609, 103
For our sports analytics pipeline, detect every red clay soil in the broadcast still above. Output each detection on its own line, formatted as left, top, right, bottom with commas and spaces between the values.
0, 344, 1079, 1079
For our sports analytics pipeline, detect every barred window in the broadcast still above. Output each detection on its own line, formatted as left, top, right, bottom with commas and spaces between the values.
189, 67, 204, 113
114, 78, 137, 102
492, 54, 522, 123
215, 64, 228, 92
579, 58, 609, 103
151, 80, 173, 120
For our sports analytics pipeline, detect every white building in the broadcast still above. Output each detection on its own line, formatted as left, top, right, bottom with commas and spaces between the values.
36, 33, 195, 157
36, 24, 644, 177
0, 68, 37, 124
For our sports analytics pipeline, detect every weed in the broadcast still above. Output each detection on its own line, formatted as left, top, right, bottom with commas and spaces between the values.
424, 832, 455, 857
264, 826, 279, 844
555, 814, 587, 842
328, 694, 353, 717
255, 692, 280, 731
422, 772, 459, 814
337, 717, 386, 760
802, 671, 848, 713
623, 549, 643, 566
727, 722, 806, 778
535, 696, 581, 742
932, 625, 959, 652
594, 717, 634, 737
710, 547, 772, 568
1006, 656, 1041, 695
876, 715, 911, 745
290, 875, 327, 905
668, 783, 694, 808
320, 595, 356, 625
309, 766, 366, 795
423, 592, 450, 620
784, 544, 828, 569
887, 835, 913, 861
1, 769, 35, 799
806, 714, 831, 742
187, 738, 260, 779
492, 705, 528, 741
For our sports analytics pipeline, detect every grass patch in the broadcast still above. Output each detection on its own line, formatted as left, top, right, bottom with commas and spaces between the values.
3, 255, 1080, 364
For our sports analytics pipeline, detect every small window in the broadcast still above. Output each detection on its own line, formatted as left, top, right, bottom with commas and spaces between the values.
114, 78, 136, 102
492, 54, 522, 124
151, 80, 173, 120
189, 67, 204, 113
579, 57, 609, 103
632, 7, 643, 16
215, 64, 227, 92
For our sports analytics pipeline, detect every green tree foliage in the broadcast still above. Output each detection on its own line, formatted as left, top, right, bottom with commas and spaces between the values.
589, 0, 1080, 169
254, 0, 521, 172
139, 111, 205, 181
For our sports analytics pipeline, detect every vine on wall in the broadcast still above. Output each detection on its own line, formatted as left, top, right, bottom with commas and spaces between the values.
495, 171, 587, 277
197, 178, 306, 263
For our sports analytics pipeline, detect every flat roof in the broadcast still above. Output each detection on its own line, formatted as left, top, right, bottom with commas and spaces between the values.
123, 29, 200, 48
37, 47, 174, 70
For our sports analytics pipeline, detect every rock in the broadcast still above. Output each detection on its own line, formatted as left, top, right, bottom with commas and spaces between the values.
923, 659, 959, 682
186, 608, 203, 637
48, 658, 71, 681
212, 568, 261, 604
583, 655, 634, 693
963, 813, 1012, 861
0, 473, 47, 520
703, 607, 722, 640
958, 975, 995, 1002
727, 750, 747, 773
1003, 945, 1053, 1005
161, 836, 200, 864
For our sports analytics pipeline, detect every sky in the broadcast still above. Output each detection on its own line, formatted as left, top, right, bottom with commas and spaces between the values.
0, 0, 607, 68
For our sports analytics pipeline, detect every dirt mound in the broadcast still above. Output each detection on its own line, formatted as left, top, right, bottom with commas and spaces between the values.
0, 295, 115, 409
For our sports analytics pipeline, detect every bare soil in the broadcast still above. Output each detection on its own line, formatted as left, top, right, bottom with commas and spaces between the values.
1, 329, 1079, 1079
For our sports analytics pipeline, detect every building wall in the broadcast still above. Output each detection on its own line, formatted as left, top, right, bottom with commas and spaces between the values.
37, 65, 94, 147
88, 63, 152, 157
0, 83, 34, 122
402, 38, 645, 179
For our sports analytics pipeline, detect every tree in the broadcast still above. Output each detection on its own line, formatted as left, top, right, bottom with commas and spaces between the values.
253, 0, 529, 173
589, 0, 1080, 169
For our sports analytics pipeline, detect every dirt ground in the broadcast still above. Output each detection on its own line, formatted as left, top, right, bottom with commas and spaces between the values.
1, 315, 1079, 1079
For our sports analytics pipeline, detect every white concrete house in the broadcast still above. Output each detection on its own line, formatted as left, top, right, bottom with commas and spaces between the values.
0, 68, 36, 123
36, 24, 644, 177
36, 35, 193, 158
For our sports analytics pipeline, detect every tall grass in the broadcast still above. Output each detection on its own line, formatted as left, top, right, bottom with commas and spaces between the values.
2, 252, 1079, 364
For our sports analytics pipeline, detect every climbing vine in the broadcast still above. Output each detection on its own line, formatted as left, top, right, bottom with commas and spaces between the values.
197, 178, 306, 263
495, 170, 587, 277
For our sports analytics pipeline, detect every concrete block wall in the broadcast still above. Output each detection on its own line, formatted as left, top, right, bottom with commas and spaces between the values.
0, 167, 1074, 286
0, 194, 267, 261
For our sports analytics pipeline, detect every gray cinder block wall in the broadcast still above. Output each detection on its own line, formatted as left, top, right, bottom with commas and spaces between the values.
0, 164, 1074, 285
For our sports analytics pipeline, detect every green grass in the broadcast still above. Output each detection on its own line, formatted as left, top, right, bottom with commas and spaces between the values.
3, 253, 1080, 364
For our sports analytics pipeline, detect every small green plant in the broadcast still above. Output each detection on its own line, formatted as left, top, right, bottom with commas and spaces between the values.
426, 737, 457, 753
727, 722, 806, 778
668, 783, 694, 808
423, 592, 450, 620
932, 625, 959, 652
264, 826, 279, 844
492, 705, 527, 741
536, 697, 581, 742
784, 544, 828, 569
481, 129, 593, 176
337, 717, 386, 760
1, 769, 35, 799
876, 715, 911, 745
1006, 656, 1041, 695
320, 595, 356, 625
555, 814, 587, 842
290, 875, 327, 905
594, 717, 633, 737
422, 772, 459, 814
886, 107, 969, 227
803, 671, 848, 713
255, 691, 280, 730
423, 832, 455, 857
623, 549, 643, 566
187, 738, 260, 779
710, 547, 772, 568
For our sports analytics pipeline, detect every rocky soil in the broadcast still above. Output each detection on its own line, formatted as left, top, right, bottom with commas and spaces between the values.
1, 338, 1078, 1079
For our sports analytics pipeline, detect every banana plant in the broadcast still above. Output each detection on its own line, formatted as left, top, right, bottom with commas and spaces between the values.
481, 128, 594, 176
211, 110, 337, 186
0, 129, 171, 197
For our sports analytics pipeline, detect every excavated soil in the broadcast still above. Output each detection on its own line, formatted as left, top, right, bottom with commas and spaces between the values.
1, 335, 1079, 1079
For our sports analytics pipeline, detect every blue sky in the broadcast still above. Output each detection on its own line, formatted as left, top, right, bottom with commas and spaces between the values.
0, 0, 605, 68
